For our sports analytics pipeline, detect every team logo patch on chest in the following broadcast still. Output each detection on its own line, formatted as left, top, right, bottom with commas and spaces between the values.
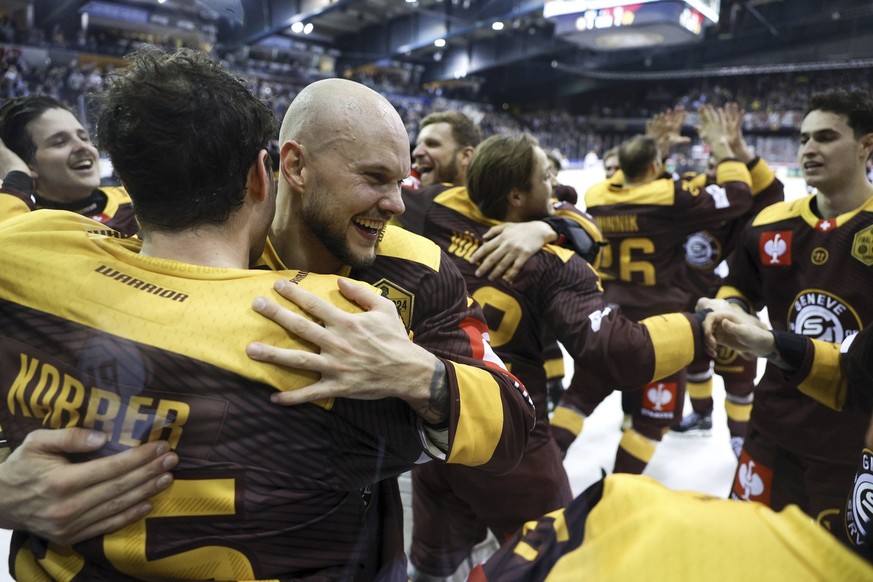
684, 231, 722, 270
373, 278, 414, 329
852, 225, 873, 266
758, 230, 792, 266
788, 289, 861, 342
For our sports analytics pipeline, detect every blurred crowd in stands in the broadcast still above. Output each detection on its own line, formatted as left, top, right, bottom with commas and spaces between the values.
3, 13, 870, 171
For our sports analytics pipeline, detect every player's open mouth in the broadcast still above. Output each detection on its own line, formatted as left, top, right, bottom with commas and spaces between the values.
353, 217, 383, 237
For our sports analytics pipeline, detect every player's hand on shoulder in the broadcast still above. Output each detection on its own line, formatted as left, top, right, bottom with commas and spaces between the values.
470, 221, 555, 282
249, 278, 442, 413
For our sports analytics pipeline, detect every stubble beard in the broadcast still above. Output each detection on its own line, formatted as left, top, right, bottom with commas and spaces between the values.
436, 152, 462, 186
302, 191, 378, 270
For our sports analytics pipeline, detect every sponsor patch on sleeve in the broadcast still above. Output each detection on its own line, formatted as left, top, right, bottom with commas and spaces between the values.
731, 450, 773, 505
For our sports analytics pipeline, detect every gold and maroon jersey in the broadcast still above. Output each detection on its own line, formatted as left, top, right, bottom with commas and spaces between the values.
776, 326, 873, 559
585, 160, 753, 314
682, 157, 785, 301
542, 337, 565, 388
0, 209, 446, 580
400, 185, 704, 429
260, 225, 535, 473
468, 474, 873, 581
718, 194, 873, 461
780, 327, 873, 414
1, 170, 138, 235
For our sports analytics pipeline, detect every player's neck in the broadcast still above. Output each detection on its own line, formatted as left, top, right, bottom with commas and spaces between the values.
269, 215, 342, 275
139, 227, 253, 269
624, 166, 658, 190
270, 189, 344, 274
816, 175, 873, 218
503, 207, 524, 224
36, 185, 96, 205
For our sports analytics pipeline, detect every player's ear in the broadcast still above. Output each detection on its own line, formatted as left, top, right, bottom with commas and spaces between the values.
280, 139, 306, 191
459, 145, 475, 171
247, 149, 272, 202
860, 132, 873, 155
507, 187, 524, 208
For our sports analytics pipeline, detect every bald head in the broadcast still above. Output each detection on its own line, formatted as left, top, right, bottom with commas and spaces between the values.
272, 78, 409, 272
280, 78, 407, 156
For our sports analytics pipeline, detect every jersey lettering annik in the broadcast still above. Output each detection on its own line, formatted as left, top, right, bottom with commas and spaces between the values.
585, 159, 753, 316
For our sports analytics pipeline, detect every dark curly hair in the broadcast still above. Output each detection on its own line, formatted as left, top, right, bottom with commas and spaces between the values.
805, 90, 873, 139
96, 46, 277, 231
0, 95, 71, 164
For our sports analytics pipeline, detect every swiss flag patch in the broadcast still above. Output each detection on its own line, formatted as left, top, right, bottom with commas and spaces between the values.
759, 230, 792, 266
815, 218, 836, 232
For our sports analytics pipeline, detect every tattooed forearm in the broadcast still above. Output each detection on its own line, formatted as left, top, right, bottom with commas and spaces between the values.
422, 359, 449, 427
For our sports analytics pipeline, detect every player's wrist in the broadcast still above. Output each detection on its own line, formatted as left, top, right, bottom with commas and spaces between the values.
414, 358, 449, 427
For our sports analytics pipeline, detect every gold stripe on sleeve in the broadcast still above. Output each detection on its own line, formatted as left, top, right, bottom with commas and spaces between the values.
796, 339, 846, 411
543, 357, 565, 380
639, 313, 695, 382
446, 362, 503, 467
714, 160, 752, 186
748, 159, 776, 195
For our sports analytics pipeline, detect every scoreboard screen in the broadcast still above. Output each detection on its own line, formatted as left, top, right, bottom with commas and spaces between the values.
544, 0, 720, 24
544, 0, 721, 50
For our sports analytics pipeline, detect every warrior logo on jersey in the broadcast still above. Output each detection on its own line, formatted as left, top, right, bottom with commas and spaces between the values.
373, 278, 414, 329
641, 381, 676, 419
759, 231, 792, 266
731, 450, 772, 505
684, 231, 722, 270
810, 247, 829, 266
852, 225, 873, 266
787, 289, 861, 343
714, 344, 740, 366
846, 448, 873, 549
